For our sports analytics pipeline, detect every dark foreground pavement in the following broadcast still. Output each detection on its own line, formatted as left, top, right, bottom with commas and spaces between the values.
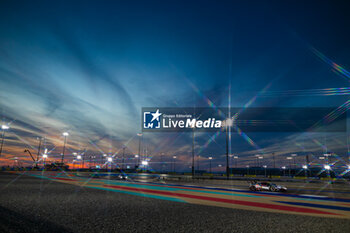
0, 173, 349, 233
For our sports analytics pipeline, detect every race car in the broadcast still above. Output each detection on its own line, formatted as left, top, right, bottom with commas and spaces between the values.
117, 174, 129, 180
249, 181, 287, 192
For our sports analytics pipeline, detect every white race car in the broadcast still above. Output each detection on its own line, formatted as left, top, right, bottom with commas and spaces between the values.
117, 174, 128, 180
249, 182, 287, 192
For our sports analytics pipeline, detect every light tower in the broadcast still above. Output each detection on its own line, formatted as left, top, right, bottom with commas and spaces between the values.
61, 132, 69, 163
0, 125, 10, 157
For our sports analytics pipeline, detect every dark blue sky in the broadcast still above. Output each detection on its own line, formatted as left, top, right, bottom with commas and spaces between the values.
0, 0, 349, 170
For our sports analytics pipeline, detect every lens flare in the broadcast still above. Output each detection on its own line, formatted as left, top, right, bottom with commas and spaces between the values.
260, 87, 350, 97
311, 47, 350, 80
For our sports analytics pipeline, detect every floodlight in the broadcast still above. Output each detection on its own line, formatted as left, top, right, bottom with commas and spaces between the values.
1, 125, 9, 130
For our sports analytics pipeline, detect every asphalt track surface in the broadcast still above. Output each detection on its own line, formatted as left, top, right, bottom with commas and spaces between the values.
0, 172, 350, 233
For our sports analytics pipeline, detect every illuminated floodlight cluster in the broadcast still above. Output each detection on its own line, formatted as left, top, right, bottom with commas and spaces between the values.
43, 148, 48, 158
324, 164, 331, 170
1, 125, 9, 130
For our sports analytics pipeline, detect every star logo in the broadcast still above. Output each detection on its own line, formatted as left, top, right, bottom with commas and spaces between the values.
150, 109, 162, 122
143, 109, 162, 129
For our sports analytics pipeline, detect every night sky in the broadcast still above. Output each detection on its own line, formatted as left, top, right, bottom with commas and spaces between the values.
0, 0, 349, 171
